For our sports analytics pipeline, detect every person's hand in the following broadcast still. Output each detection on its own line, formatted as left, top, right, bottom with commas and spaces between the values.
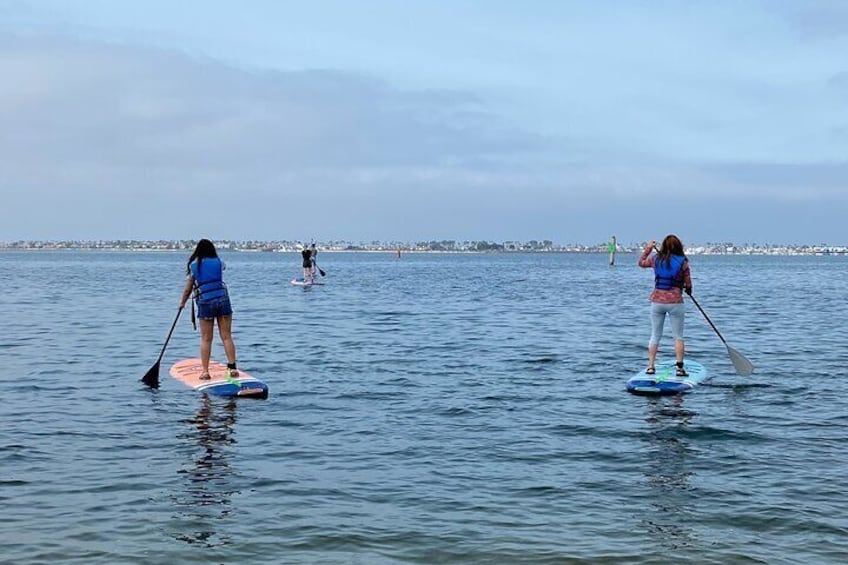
685, 287, 692, 296
646, 239, 656, 250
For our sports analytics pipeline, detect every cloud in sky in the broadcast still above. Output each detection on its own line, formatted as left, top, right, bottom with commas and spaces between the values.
1, 1, 847, 244
1, 36, 548, 238
777, 1, 848, 39
1, 37, 543, 169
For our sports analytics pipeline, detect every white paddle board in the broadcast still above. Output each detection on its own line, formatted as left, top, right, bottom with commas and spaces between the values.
291, 278, 325, 286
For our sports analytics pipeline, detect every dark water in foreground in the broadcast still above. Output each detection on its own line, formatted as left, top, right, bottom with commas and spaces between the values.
2, 251, 848, 564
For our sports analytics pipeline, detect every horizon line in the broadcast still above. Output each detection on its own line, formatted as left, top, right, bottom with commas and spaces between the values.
2, 238, 848, 250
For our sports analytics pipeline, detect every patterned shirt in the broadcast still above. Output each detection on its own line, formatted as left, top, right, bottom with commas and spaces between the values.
638, 247, 692, 304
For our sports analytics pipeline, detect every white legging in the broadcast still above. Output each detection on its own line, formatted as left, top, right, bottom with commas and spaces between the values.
649, 302, 685, 346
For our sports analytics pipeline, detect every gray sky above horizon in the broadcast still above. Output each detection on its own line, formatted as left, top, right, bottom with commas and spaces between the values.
1, 1, 846, 244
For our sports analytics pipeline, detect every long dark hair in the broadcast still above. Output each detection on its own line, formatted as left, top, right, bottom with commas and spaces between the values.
657, 234, 685, 266
186, 238, 218, 276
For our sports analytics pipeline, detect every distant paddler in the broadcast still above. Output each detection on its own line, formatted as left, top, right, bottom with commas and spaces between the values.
301, 245, 314, 283
608, 235, 617, 266
310, 242, 326, 277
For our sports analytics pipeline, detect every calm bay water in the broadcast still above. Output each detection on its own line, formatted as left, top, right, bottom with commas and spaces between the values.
2, 250, 848, 564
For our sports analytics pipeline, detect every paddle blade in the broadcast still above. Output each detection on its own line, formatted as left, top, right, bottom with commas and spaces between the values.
141, 361, 161, 389
318, 268, 326, 277
727, 345, 754, 376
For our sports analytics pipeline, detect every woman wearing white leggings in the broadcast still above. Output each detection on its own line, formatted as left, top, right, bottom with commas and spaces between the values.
638, 235, 693, 377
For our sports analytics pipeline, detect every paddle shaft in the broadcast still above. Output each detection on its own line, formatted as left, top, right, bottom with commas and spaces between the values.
686, 294, 728, 345
156, 307, 184, 363
142, 307, 183, 388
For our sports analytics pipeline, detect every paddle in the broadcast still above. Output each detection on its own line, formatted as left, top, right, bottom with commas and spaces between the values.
315, 262, 326, 277
687, 294, 754, 376
141, 306, 184, 389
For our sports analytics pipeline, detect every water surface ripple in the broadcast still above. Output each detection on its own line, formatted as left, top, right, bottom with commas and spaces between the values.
2, 251, 848, 563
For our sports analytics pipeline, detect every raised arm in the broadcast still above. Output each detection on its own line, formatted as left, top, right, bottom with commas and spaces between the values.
638, 240, 656, 268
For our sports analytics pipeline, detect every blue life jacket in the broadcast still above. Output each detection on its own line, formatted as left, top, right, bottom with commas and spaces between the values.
654, 255, 686, 290
190, 257, 227, 301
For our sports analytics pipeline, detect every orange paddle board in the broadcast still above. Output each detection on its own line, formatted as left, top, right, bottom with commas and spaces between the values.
169, 358, 268, 399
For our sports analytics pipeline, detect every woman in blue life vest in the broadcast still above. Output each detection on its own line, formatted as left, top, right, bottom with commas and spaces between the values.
638, 234, 693, 377
179, 239, 238, 380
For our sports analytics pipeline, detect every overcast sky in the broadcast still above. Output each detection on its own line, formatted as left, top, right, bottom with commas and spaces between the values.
1, 1, 846, 244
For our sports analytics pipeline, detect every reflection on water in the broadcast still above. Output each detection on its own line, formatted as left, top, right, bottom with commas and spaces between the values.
639, 396, 698, 551
173, 395, 238, 547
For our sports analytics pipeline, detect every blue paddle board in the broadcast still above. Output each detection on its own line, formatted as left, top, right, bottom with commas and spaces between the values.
626, 360, 709, 395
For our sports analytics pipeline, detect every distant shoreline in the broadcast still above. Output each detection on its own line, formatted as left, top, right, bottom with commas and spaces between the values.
1, 240, 847, 256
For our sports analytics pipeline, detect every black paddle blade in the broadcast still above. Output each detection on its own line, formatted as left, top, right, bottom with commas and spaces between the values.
141, 361, 160, 389
319, 268, 326, 277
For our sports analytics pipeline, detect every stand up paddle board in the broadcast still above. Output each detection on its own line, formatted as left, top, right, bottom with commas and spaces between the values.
626, 360, 709, 396
170, 358, 268, 399
291, 278, 325, 286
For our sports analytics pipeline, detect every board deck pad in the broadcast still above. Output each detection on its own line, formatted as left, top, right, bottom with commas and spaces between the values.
626, 360, 709, 396
170, 358, 268, 399
291, 278, 325, 286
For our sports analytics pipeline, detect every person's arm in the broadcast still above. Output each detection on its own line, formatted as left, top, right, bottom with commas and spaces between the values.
637, 240, 656, 268
179, 276, 194, 308
682, 261, 693, 295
